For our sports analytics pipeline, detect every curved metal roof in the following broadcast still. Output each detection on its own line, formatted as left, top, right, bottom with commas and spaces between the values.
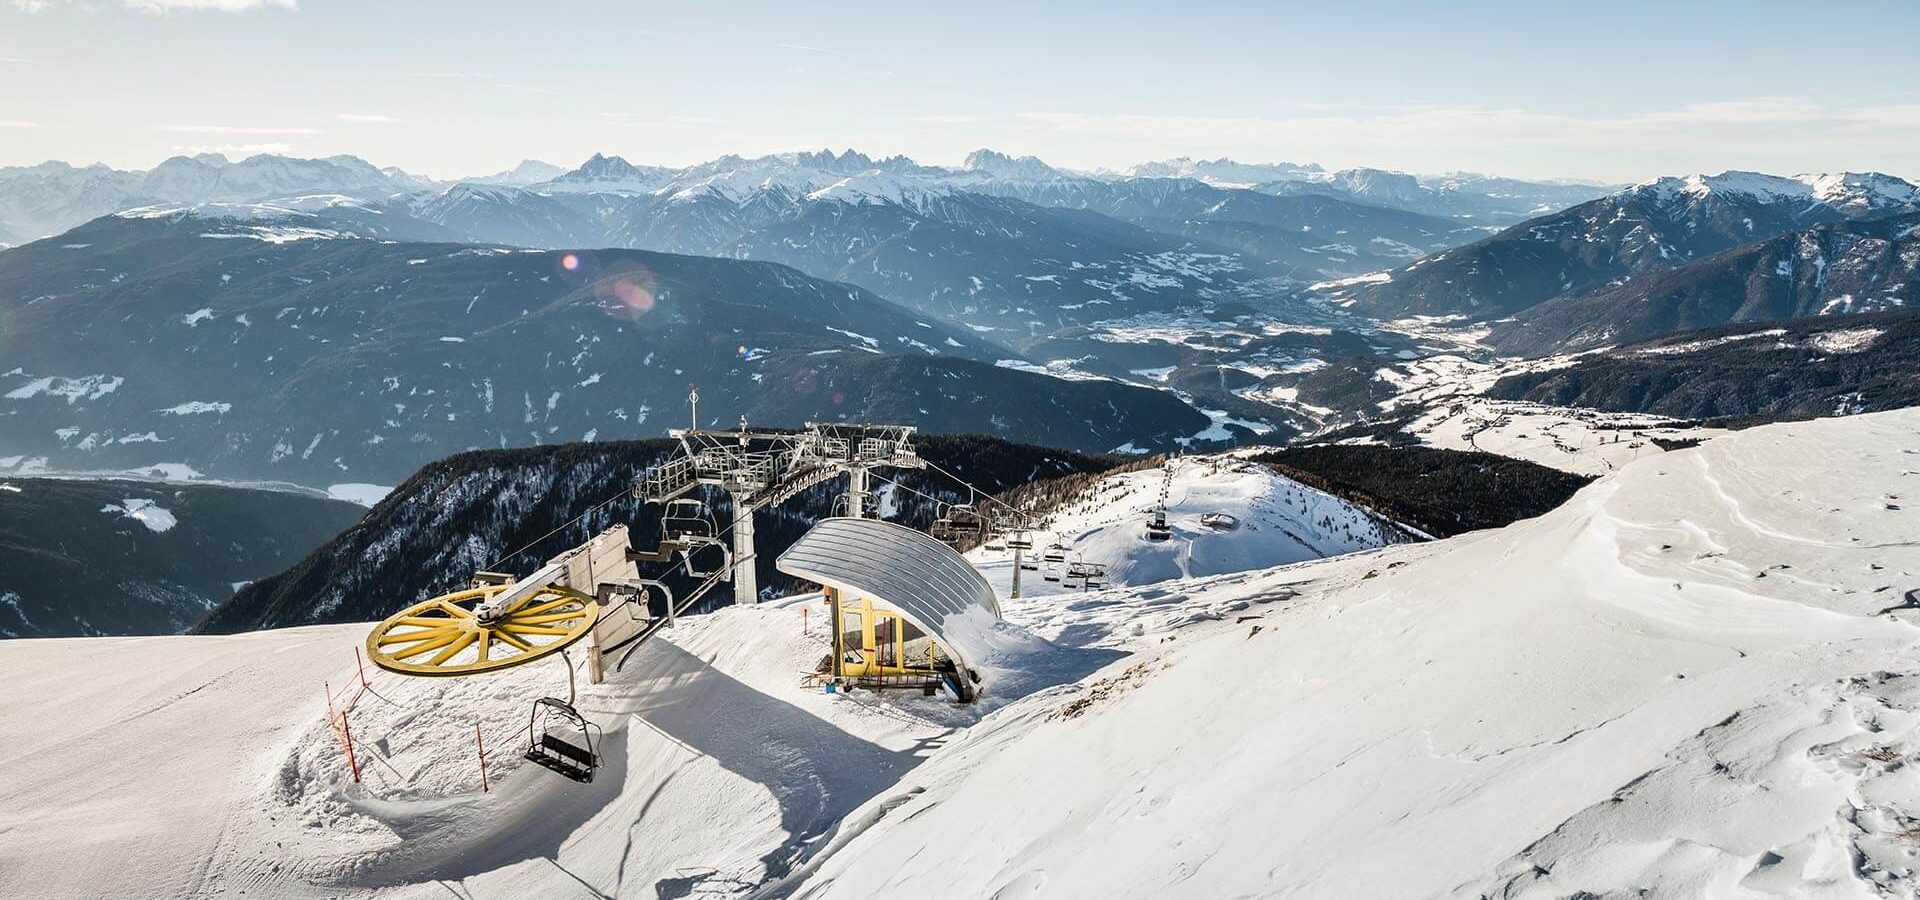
775, 517, 1001, 683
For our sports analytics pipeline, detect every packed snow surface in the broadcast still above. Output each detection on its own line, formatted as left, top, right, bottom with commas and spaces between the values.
969, 453, 1415, 596
2, 412, 1917, 899
781, 409, 1920, 899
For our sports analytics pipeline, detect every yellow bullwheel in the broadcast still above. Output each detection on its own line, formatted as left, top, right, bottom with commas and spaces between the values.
365, 584, 599, 676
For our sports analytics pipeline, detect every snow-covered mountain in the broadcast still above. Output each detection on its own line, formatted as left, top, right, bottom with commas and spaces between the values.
136, 153, 409, 203
410, 173, 1296, 332
542, 151, 678, 194
1326, 169, 1920, 320
1487, 306, 1920, 421
1490, 211, 1920, 355
0, 153, 429, 243
462, 159, 568, 186
0, 160, 148, 244
0, 477, 363, 638
1127, 156, 1324, 186
0, 211, 1208, 486
1264, 167, 1619, 224
960, 147, 1076, 182
6, 406, 1914, 898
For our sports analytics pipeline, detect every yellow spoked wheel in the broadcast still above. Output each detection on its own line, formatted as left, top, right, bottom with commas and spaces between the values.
366, 584, 599, 677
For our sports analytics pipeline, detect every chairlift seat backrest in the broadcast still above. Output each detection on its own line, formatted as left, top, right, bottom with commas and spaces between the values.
662, 499, 718, 542
525, 697, 599, 784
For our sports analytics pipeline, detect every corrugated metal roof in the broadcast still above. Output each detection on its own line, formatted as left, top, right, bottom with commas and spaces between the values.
775, 517, 1001, 681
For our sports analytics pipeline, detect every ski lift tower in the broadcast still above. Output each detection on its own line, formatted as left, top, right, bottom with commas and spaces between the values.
631, 410, 924, 607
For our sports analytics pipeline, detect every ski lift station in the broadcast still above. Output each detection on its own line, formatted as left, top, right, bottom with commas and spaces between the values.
360, 410, 1039, 784
777, 517, 999, 702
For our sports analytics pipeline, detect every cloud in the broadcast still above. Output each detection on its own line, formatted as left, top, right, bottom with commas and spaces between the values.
912, 115, 982, 125
14, 0, 294, 11
163, 124, 319, 135
336, 113, 401, 124
172, 141, 294, 157
125, 0, 295, 11
0, 120, 39, 128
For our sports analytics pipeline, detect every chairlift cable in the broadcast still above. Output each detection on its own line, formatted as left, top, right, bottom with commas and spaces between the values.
481, 487, 631, 574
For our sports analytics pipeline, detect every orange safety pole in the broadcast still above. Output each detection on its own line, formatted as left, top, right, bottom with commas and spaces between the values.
340, 707, 362, 784
802, 606, 809, 636
475, 722, 490, 793
355, 646, 370, 691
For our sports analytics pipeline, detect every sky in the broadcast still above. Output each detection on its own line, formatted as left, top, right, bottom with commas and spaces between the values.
2, 0, 1917, 183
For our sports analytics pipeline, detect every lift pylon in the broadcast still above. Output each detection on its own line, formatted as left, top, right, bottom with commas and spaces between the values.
631, 418, 926, 606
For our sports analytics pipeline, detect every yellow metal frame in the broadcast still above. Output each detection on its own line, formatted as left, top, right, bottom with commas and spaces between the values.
828, 588, 943, 683
366, 584, 598, 677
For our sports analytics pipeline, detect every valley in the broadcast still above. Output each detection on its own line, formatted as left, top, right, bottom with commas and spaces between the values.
3, 32, 1919, 894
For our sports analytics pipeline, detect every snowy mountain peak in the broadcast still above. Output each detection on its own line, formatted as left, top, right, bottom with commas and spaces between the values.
961, 148, 1062, 180
1321, 167, 1423, 200
136, 153, 406, 204
1127, 156, 1323, 186
804, 170, 951, 206
548, 153, 676, 193
1803, 171, 1920, 212
1636, 170, 1920, 212
787, 148, 880, 174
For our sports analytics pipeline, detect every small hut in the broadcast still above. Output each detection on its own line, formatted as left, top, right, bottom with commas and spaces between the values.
777, 517, 1001, 702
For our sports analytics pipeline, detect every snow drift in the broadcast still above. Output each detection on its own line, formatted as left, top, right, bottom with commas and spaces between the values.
779, 409, 1920, 899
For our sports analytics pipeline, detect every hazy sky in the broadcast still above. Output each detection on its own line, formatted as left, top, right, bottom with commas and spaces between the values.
3, 0, 1917, 183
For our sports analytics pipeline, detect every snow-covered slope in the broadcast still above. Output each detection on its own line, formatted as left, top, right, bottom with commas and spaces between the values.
4, 411, 1915, 899
781, 408, 1920, 899
0, 533, 1343, 898
968, 453, 1419, 597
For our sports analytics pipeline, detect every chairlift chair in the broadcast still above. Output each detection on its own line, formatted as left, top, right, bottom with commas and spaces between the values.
1068, 560, 1107, 589
944, 503, 985, 535
1006, 533, 1033, 551
677, 540, 731, 579
661, 498, 718, 544
524, 697, 602, 784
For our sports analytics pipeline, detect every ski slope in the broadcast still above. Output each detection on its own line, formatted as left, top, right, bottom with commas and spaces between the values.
777, 409, 1920, 899
0, 412, 1914, 898
969, 453, 1417, 600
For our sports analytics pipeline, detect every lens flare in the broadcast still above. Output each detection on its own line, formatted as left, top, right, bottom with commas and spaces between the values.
612, 278, 654, 312
561, 253, 580, 271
